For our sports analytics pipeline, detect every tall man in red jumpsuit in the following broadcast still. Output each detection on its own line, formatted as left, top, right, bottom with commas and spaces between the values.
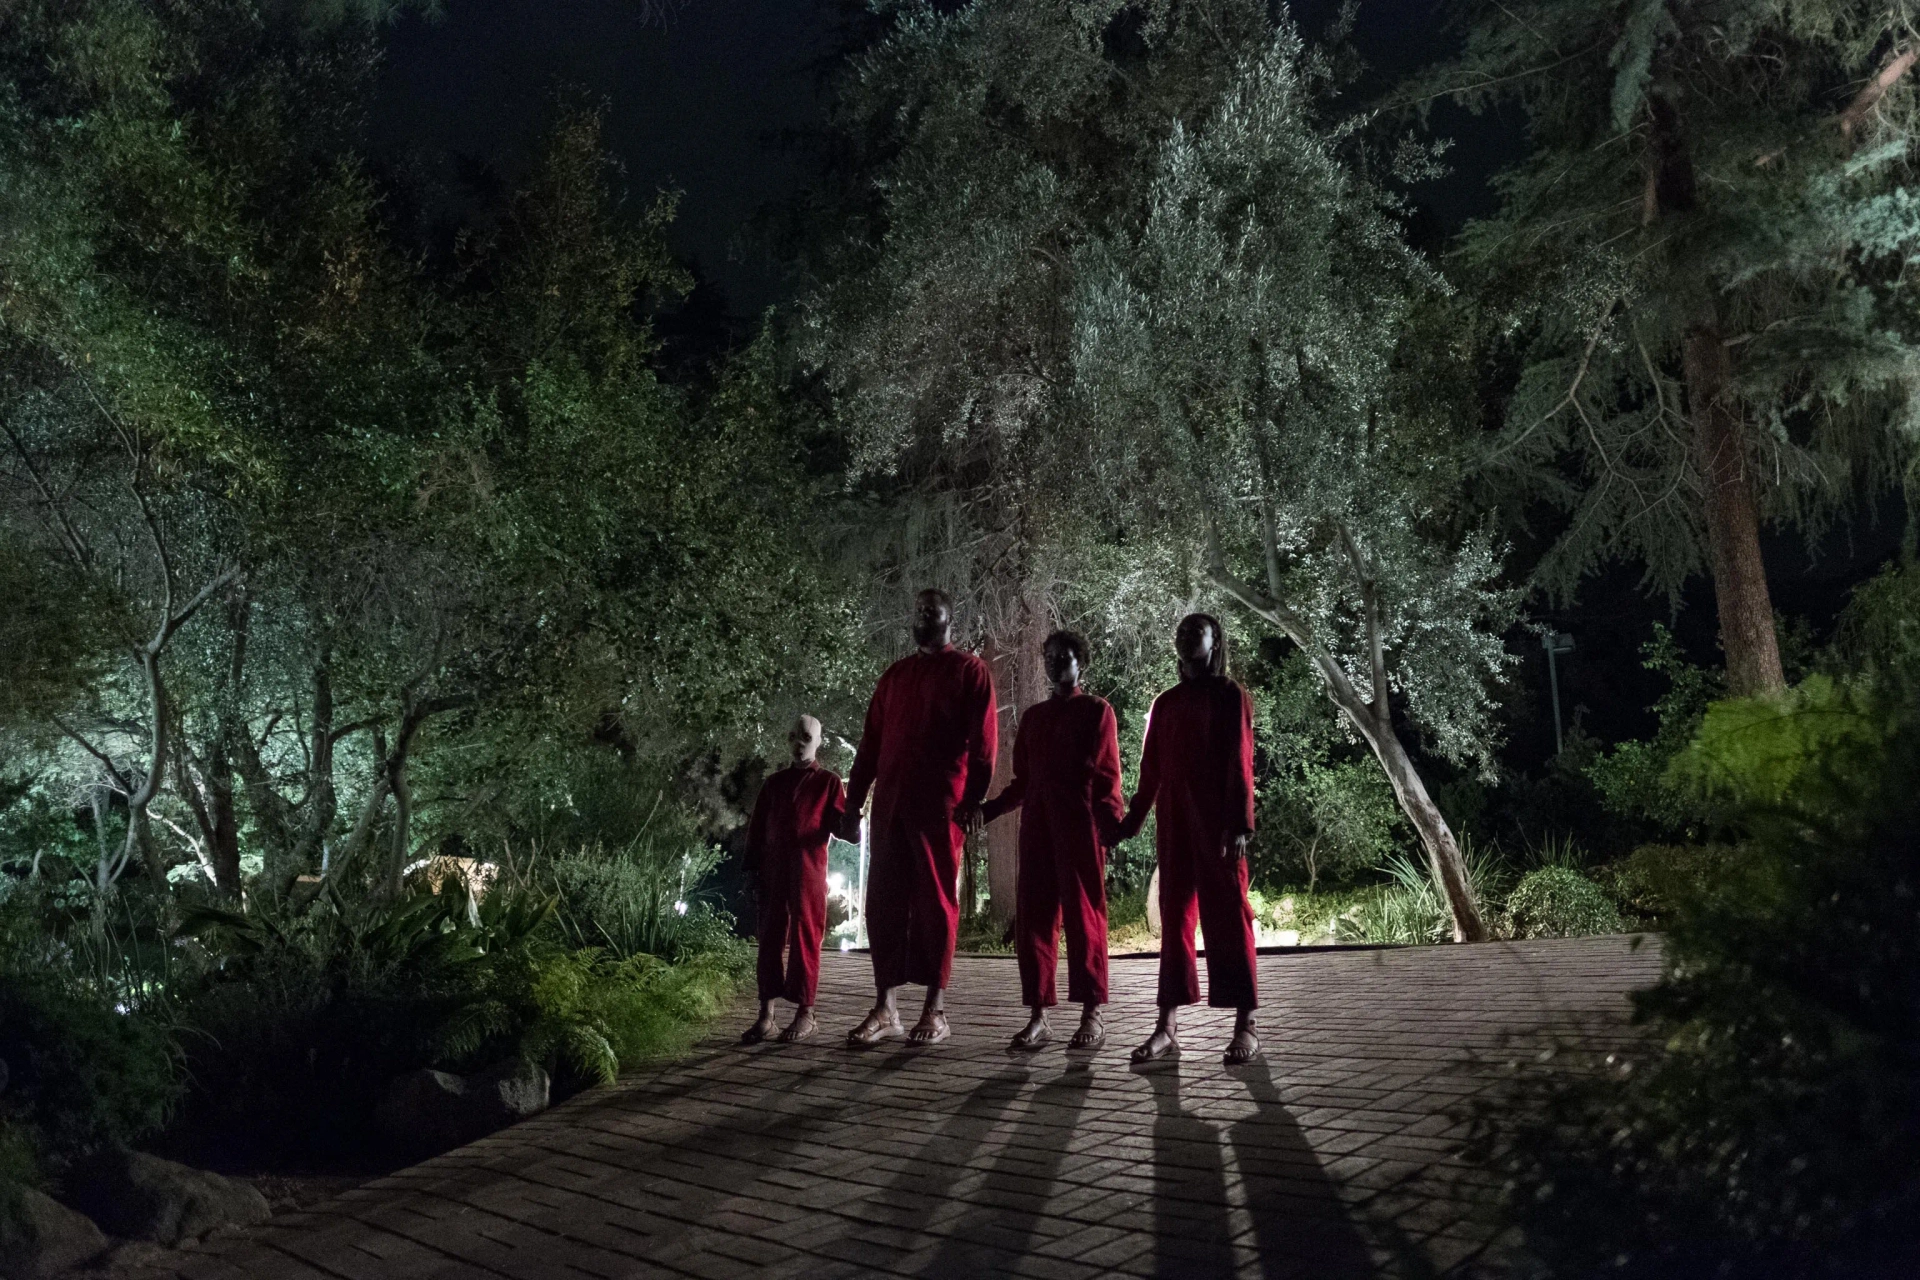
839, 589, 998, 1047
1115, 613, 1262, 1065
742, 714, 845, 1045
982, 630, 1125, 1052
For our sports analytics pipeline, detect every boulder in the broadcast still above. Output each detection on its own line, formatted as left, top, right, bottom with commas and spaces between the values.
61, 1151, 269, 1246
0, 1186, 107, 1278
464, 1060, 549, 1131
376, 1062, 550, 1157
375, 1069, 471, 1155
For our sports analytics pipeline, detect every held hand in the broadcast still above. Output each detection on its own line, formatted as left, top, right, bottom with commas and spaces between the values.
837, 814, 863, 845
1222, 831, 1251, 862
957, 802, 985, 838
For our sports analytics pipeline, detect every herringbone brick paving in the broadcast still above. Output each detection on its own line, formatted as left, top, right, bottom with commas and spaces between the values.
161, 935, 1662, 1279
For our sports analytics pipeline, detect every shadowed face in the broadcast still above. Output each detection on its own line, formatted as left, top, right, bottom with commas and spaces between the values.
911, 591, 953, 651
1175, 615, 1217, 680
1043, 636, 1081, 694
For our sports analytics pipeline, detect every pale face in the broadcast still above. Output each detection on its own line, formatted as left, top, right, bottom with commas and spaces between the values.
788, 714, 822, 763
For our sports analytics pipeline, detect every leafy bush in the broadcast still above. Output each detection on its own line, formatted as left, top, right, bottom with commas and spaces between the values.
1602, 842, 1741, 925
521, 834, 729, 963
1490, 693, 1920, 1277
170, 878, 744, 1161
1503, 866, 1625, 939
1587, 625, 1724, 836
0, 948, 181, 1174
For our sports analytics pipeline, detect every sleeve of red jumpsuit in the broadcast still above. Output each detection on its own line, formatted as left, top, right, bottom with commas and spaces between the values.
1226, 684, 1256, 836
981, 708, 1029, 824
745, 780, 772, 878
844, 671, 888, 818
960, 661, 999, 810
1115, 699, 1161, 843
1090, 702, 1126, 848
821, 773, 847, 842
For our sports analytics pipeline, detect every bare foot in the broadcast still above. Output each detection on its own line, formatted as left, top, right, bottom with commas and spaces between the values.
1069, 1010, 1105, 1051
846, 1009, 903, 1047
907, 1010, 950, 1045
1223, 1025, 1259, 1065
1130, 1027, 1178, 1063
1010, 1012, 1050, 1051
741, 1013, 777, 1045
777, 1011, 817, 1043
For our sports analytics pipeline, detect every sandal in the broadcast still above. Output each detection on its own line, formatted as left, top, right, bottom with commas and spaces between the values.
1130, 1031, 1179, 1064
907, 1011, 950, 1045
1223, 1029, 1260, 1065
778, 1013, 817, 1044
1010, 1022, 1051, 1051
846, 1010, 903, 1047
1069, 1014, 1105, 1052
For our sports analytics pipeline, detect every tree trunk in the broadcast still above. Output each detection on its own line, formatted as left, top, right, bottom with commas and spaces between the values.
983, 599, 1049, 926
1208, 522, 1489, 942
1683, 324, 1785, 697
1350, 710, 1484, 943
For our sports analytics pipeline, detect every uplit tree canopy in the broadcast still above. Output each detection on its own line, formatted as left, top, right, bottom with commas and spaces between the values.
1074, 25, 1519, 941
1422, 0, 1920, 695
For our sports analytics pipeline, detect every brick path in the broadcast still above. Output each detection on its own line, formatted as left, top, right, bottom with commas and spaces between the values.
165, 936, 1661, 1280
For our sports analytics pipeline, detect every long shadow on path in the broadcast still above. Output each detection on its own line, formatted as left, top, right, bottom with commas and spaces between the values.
914, 1064, 1094, 1277
1146, 1061, 1384, 1280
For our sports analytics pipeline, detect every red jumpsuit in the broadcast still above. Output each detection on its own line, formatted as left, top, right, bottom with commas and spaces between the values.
1117, 674, 1259, 1010
845, 645, 997, 992
747, 762, 846, 1005
983, 691, 1125, 1008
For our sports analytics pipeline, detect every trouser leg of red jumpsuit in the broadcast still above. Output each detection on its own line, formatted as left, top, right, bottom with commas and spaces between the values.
866, 816, 962, 993
756, 879, 792, 1004
1015, 838, 1062, 1008
1058, 835, 1109, 1007
1155, 842, 1258, 1009
780, 864, 825, 1005
1018, 807, 1111, 1009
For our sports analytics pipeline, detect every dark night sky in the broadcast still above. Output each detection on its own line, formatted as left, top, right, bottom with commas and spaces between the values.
371, 0, 1500, 314
372, 0, 836, 315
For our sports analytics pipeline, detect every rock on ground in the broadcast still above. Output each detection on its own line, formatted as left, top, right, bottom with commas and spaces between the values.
376, 1061, 549, 1157
60, 1152, 269, 1247
0, 1186, 107, 1278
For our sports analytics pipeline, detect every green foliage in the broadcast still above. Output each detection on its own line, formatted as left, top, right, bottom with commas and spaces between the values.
1829, 553, 1920, 686
1671, 674, 1892, 819
1424, 1, 1920, 606
0, 899, 182, 1173
1603, 842, 1742, 926
1339, 846, 1507, 945
1587, 625, 1725, 833
1504, 865, 1625, 939
1490, 698, 1920, 1276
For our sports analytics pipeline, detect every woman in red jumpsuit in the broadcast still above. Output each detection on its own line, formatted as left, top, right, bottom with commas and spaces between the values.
1115, 613, 1261, 1065
982, 630, 1126, 1052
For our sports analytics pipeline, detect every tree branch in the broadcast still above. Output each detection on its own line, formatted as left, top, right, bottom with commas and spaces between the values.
52, 716, 133, 794
1, 418, 92, 567
1841, 45, 1917, 143
1336, 522, 1392, 718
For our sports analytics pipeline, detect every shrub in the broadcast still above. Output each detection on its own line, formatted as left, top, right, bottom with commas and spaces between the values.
0, 968, 181, 1173
1503, 866, 1625, 939
1603, 842, 1741, 925
1338, 845, 1506, 945
1489, 692, 1920, 1277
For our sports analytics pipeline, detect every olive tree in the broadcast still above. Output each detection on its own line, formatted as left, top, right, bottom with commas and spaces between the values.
1074, 27, 1517, 941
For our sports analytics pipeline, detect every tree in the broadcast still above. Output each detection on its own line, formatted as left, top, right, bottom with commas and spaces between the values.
1074, 25, 1517, 941
798, 0, 1278, 919
1419, 1, 1920, 696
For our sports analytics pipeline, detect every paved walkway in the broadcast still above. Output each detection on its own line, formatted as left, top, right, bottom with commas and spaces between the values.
165, 936, 1662, 1280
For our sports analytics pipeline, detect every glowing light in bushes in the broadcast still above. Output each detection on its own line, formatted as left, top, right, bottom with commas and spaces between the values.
674, 900, 688, 915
